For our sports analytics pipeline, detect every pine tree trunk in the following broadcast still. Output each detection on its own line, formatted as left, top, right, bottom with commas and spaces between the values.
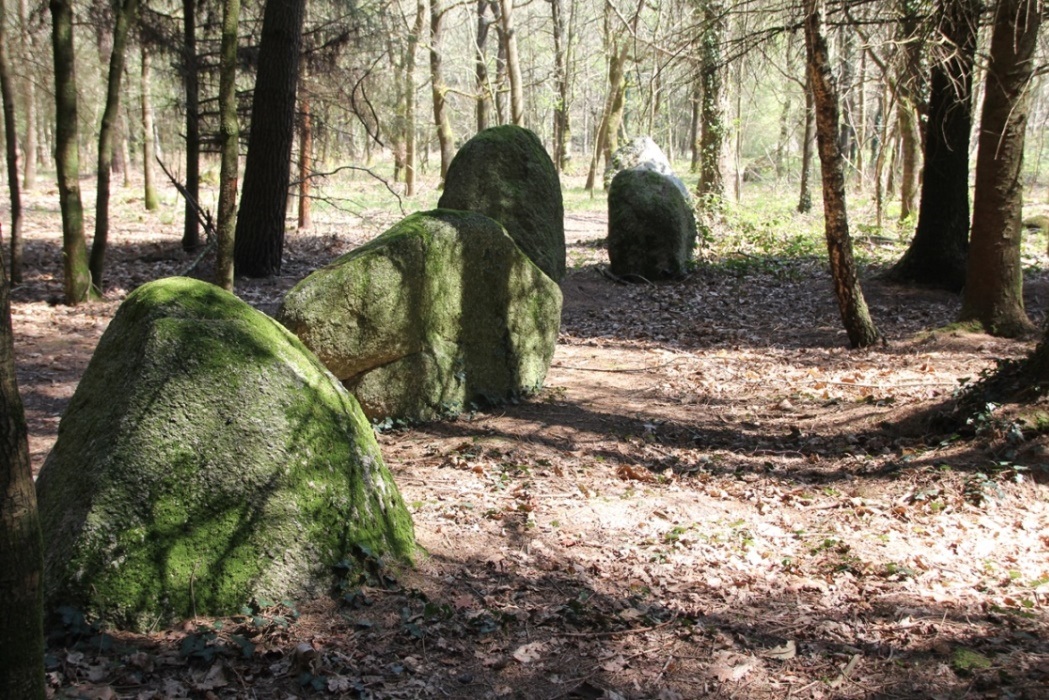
50, 0, 93, 304
0, 0, 23, 284
141, 45, 158, 211
90, 0, 138, 293
805, 0, 880, 348
214, 0, 239, 291
959, 0, 1040, 337
234, 0, 307, 277
886, 0, 977, 291
181, 0, 201, 252
0, 232, 46, 700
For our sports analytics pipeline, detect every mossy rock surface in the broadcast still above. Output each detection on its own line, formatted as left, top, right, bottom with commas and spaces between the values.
277, 210, 562, 422
438, 125, 566, 282
35, 277, 414, 630
607, 167, 697, 281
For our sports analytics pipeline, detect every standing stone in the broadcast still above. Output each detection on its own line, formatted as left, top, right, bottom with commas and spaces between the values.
438, 125, 566, 282
603, 136, 688, 199
607, 167, 698, 281
36, 277, 414, 630
278, 210, 562, 422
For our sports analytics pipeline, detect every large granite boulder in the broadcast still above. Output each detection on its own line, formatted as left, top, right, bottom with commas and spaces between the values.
603, 136, 688, 199
438, 125, 566, 282
36, 277, 415, 630
607, 167, 698, 281
277, 210, 562, 422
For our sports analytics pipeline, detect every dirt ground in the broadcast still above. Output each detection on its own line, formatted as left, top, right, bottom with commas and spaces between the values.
9, 180, 1049, 699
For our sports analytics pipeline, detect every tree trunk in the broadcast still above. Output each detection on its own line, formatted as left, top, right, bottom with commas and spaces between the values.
797, 74, 814, 213
0, 0, 23, 284
550, 0, 570, 172
886, 0, 977, 291
894, 0, 923, 222
805, 0, 880, 348
475, 0, 493, 132
0, 250, 45, 700
405, 0, 424, 196
689, 77, 700, 174
90, 0, 138, 293
959, 0, 1040, 337
429, 0, 454, 184
17, 0, 35, 191
498, 0, 523, 126
214, 0, 239, 291
182, 0, 201, 252
140, 45, 158, 211
50, 0, 93, 304
297, 90, 311, 230
234, 0, 307, 277
697, 0, 725, 208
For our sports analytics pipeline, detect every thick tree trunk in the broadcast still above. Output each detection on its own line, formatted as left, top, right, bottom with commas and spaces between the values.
959, 0, 1040, 337
498, 0, 523, 125
50, 0, 93, 304
0, 256, 45, 699
234, 0, 307, 277
90, 0, 138, 293
0, 0, 23, 284
805, 0, 880, 348
140, 45, 158, 211
697, 0, 725, 208
214, 0, 239, 291
429, 0, 454, 184
887, 0, 977, 291
894, 0, 924, 222
182, 0, 201, 252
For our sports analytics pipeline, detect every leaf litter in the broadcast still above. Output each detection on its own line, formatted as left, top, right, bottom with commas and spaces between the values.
10, 184, 1049, 698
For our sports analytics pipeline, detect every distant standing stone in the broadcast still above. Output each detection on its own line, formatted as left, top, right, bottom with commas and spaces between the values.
439, 125, 566, 282
603, 136, 688, 199
607, 167, 698, 281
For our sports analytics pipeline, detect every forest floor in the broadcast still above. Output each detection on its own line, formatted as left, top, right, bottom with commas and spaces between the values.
9, 175, 1049, 699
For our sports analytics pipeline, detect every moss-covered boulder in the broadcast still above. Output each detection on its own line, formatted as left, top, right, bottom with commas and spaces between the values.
438, 125, 566, 282
35, 277, 414, 630
277, 210, 562, 422
608, 167, 697, 281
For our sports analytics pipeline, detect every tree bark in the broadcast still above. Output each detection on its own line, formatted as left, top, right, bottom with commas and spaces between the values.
805, 0, 880, 348
0, 0, 23, 284
405, 0, 425, 196
475, 0, 493, 132
887, 0, 978, 291
894, 0, 924, 222
429, 0, 454, 184
0, 246, 45, 700
550, 0, 571, 172
140, 44, 158, 211
297, 90, 312, 230
16, 0, 35, 191
697, 0, 725, 208
498, 0, 523, 125
90, 0, 139, 293
234, 0, 307, 277
797, 74, 814, 213
50, 0, 93, 304
959, 0, 1040, 337
182, 0, 201, 252
215, 0, 239, 291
